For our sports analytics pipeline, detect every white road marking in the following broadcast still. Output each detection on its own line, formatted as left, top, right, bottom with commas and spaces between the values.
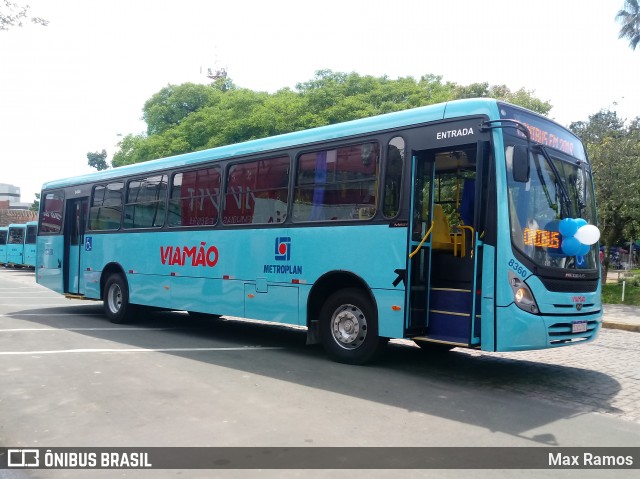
0, 346, 282, 355
0, 327, 186, 332
0, 297, 72, 299
0, 313, 103, 317
0, 304, 96, 307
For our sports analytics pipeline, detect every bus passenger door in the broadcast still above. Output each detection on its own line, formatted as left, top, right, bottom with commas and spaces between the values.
406, 152, 435, 334
64, 198, 88, 295
407, 142, 484, 347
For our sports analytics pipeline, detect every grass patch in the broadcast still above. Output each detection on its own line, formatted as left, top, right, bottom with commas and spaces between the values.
602, 283, 640, 305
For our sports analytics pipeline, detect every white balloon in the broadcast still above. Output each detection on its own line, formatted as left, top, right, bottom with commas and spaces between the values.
575, 224, 600, 245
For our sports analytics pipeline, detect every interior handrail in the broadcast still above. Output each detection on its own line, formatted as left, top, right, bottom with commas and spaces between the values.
409, 222, 434, 259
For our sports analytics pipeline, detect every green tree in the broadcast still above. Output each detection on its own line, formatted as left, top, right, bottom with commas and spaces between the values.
112, 70, 552, 167
30, 192, 39, 212
570, 111, 640, 275
452, 82, 552, 115
0, 0, 47, 30
143, 83, 222, 136
616, 0, 640, 50
87, 149, 109, 171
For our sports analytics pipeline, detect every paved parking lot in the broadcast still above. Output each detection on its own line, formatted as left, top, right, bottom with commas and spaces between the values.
1, 268, 639, 478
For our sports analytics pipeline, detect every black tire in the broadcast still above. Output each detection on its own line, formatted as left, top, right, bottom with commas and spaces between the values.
103, 273, 136, 324
319, 288, 387, 365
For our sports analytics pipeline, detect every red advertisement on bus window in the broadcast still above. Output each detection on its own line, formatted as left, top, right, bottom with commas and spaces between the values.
222, 157, 289, 225
174, 168, 220, 227
40, 192, 64, 233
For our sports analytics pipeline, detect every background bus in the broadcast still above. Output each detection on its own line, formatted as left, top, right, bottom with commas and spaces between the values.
23, 221, 38, 268
0, 227, 7, 266
7, 224, 27, 268
36, 98, 602, 364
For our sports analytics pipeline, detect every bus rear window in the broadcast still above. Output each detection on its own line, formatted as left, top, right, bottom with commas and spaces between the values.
293, 142, 379, 222
222, 157, 289, 225
8, 227, 24, 244
39, 191, 64, 233
25, 225, 37, 244
169, 167, 221, 227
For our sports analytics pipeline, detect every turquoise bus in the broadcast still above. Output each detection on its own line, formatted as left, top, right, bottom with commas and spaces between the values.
7, 223, 26, 267
36, 98, 602, 364
24, 221, 38, 268
0, 227, 8, 266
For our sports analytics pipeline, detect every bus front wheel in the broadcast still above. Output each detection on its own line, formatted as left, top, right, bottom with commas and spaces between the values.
319, 288, 387, 365
104, 274, 135, 324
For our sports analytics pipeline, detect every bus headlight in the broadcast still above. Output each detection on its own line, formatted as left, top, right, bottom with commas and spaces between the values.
509, 271, 539, 314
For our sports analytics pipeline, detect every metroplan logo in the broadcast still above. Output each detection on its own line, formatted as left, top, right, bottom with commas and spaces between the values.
264, 237, 302, 275
275, 237, 291, 261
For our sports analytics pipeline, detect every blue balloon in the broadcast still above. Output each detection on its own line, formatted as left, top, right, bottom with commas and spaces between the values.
559, 218, 578, 237
562, 237, 581, 256
576, 242, 590, 256
574, 218, 587, 229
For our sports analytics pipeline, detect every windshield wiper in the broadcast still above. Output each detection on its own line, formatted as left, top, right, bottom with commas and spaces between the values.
531, 149, 556, 213
579, 162, 589, 213
534, 144, 575, 218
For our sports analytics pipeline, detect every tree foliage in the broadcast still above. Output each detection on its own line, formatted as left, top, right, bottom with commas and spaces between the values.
616, 0, 640, 50
112, 70, 551, 167
143, 83, 224, 136
30, 192, 39, 212
0, 0, 47, 30
570, 111, 640, 274
87, 149, 109, 171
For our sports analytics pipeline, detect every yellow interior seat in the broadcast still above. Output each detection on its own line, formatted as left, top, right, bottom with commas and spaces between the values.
431, 204, 467, 257
431, 204, 454, 251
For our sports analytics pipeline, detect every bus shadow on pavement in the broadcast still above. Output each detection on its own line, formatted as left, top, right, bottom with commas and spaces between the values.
9, 304, 624, 444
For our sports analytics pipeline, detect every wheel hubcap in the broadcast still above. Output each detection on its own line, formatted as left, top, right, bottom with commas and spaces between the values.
331, 304, 367, 350
108, 284, 122, 313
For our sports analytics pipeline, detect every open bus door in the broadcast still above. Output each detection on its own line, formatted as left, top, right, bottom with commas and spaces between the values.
407, 138, 488, 348
64, 197, 88, 295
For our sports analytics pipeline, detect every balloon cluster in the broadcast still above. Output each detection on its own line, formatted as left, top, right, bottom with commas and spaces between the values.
559, 218, 600, 256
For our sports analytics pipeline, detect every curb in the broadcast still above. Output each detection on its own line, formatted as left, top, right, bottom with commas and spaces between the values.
602, 321, 640, 333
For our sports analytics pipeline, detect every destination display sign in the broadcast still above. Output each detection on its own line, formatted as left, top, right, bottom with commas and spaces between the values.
498, 103, 586, 161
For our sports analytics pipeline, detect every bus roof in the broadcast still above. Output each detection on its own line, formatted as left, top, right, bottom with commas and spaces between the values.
41, 98, 503, 191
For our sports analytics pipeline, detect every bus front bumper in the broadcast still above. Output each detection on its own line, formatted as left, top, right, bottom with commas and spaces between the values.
495, 303, 603, 352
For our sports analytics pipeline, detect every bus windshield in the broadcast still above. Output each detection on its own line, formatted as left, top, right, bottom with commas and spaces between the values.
506, 144, 598, 271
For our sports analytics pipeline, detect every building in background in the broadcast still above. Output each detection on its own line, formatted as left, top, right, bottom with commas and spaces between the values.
0, 183, 37, 226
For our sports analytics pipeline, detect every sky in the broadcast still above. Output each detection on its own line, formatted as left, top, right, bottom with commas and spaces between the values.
1, 0, 638, 204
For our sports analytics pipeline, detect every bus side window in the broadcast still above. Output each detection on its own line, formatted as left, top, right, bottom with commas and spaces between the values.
222, 156, 289, 225
383, 137, 405, 218
89, 182, 123, 231
168, 167, 221, 227
124, 175, 168, 229
293, 142, 379, 222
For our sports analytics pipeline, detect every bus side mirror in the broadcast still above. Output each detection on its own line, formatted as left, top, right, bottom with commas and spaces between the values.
512, 145, 530, 183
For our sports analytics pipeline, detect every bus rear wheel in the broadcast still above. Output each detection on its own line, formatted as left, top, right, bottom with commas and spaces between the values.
319, 288, 387, 365
104, 273, 135, 324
